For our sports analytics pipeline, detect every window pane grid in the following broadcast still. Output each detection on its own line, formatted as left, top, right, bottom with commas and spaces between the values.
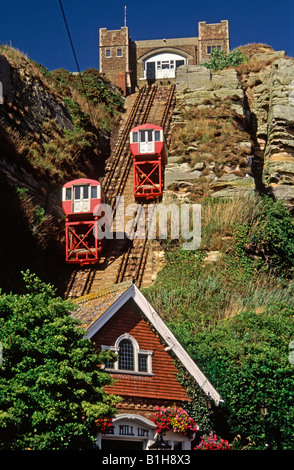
119, 340, 134, 370
139, 354, 147, 372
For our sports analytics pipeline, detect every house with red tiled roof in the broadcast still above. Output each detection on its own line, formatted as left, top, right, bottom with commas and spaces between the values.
72, 280, 221, 450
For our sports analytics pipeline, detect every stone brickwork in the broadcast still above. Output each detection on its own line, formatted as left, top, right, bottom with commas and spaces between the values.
99, 20, 230, 93
198, 20, 230, 63
99, 27, 133, 94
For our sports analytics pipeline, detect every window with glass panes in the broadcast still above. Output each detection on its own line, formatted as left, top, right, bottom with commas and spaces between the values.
119, 339, 134, 370
102, 334, 153, 374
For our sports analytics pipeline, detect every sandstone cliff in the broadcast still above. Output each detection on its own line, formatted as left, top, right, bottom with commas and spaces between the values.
165, 64, 254, 201
166, 46, 294, 210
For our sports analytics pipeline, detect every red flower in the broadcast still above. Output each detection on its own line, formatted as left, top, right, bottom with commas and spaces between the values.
95, 417, 114, 434
151, 406, 198, 438
195, 434, 231, 450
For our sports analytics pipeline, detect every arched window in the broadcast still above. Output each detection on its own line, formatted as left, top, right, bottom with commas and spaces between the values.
119, 339, 134, 370
102, 334, 153, 375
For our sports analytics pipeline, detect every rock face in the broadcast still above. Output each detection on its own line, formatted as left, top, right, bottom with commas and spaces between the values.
167, 53, 294, 209
0, 53, 73, 135
176, 65, 244, 115
0, 49, 113, 294
0, 50, 111, 210
263, 58, 294, 205
166, 65, 254, 199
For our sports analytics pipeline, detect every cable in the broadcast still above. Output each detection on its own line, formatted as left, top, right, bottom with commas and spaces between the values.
58, 0, 95, 126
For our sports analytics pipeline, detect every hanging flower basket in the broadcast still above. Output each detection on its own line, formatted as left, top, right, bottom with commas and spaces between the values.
95, 417, 114, 434
195, 433, 231, 450
152, 406, 198, 439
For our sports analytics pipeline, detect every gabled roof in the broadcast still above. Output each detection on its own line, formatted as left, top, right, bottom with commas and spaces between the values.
71, 280, 222, 405
71, 280, 133, 330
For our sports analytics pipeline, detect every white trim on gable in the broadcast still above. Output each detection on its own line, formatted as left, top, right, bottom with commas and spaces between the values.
85, 283, 222, 405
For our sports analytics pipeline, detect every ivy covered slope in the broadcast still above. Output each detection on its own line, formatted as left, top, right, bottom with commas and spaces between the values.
0, 46, 124, 293
0, 271, 120, 450
144, 47, 294, 450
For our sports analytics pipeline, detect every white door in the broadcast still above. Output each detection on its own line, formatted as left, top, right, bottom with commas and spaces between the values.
73, 185, 90, 213
139, 129, 154, 154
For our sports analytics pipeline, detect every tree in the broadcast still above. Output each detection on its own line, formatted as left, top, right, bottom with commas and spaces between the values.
0, 271, 120, 450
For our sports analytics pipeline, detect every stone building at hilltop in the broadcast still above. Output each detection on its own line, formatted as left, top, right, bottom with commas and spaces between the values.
99, 20, 230, 94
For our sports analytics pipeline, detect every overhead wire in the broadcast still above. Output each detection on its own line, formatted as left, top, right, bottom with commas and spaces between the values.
58, 0, 95, 126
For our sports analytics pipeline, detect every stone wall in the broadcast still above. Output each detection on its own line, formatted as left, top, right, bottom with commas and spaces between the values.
99, 27, 130, 90
134, 37, 198, 85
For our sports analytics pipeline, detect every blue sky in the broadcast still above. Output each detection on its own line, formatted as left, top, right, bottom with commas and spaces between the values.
0, 0, 293, 72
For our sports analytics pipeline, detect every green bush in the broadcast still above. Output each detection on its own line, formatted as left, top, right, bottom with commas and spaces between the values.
171, 304, 294, 450
144, 194, 294, 448
203, 49, 248, 71
249, 196, 294, 275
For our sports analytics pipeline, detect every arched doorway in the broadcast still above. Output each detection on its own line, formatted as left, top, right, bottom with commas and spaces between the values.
98, 414, 157, 450
143, 52, 187, 82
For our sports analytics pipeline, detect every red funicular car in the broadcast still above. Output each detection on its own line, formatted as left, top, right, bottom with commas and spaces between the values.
62, 178, 107, 265
130, 123, 167, 200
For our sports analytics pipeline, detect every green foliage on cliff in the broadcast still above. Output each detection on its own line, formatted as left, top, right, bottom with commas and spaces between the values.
51, 67, 125, 131
144, 194, 294, 450
248, 196, 294, 275
203, 49, 248, 71
0, 271, 120, 450
0, 46, 125, 183
172, 303, 294, 450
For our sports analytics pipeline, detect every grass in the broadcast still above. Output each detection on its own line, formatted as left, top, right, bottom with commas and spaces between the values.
232, 44, 279, 82
144, 245, 294, 331
15, 186, 56, 249
0, 46, 125, 182
143, 194, 294, 331
170, 100, 251, 179
199, 193, 264, 251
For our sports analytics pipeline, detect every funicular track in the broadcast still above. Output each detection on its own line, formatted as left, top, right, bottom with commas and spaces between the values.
115, 84, 176, 288
65, 84, 176, 298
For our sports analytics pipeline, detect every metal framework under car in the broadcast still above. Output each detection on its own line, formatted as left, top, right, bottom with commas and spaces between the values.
62, 178, 107, 266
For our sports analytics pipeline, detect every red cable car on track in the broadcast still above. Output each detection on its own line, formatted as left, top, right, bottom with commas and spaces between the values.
62, 178, 107, 266
130, 123, 167, 200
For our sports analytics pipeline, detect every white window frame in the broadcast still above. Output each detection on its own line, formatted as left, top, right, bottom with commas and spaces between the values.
105, 49, 111, 58
207, 45, 222, 55
102, 333, 153, 376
